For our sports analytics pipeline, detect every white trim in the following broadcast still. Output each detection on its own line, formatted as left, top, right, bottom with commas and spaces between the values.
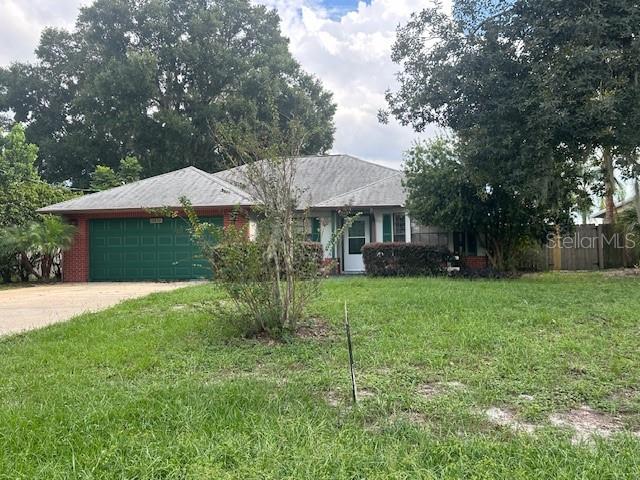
405, 213, 412, 243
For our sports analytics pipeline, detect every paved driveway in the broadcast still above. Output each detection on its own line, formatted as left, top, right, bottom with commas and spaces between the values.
0, 282, 193, 336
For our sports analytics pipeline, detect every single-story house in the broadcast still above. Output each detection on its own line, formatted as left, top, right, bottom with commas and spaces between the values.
39, 155, 488, 281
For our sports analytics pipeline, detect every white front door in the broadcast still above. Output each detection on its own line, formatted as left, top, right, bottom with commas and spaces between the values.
343, 216, 370, 272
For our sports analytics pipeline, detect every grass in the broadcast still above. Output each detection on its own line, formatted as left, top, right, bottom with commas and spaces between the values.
1, 274, 639, 478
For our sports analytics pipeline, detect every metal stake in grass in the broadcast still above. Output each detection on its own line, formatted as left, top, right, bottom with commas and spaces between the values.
344, 301, 357, 404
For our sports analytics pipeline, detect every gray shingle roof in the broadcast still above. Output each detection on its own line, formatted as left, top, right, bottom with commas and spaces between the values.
39, 155, 406, 213
314, 173, 406, 208
38, 166, 254, 214
213, 154, 403, 208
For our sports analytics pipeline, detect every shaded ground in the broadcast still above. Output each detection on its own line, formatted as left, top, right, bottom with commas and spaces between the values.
0, 282, 193, 335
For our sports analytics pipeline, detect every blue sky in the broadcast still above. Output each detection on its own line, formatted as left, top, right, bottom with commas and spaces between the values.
316, 0, 372, 17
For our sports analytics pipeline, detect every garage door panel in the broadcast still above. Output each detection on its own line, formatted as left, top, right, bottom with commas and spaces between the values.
90, 216, 221, 281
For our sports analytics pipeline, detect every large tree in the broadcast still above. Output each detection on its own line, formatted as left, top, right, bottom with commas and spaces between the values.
382, 3, 580, 267
385, 0, 640, 226
0, 0, 336, 187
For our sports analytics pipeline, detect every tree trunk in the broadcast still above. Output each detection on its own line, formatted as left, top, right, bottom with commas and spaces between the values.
634, 179, 640, 226
602, 147, 616, 224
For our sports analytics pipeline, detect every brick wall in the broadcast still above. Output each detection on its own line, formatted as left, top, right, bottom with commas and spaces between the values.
61, 207, 245, 282
462, 255, 489, 270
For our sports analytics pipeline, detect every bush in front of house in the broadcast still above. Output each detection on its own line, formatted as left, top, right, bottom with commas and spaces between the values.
363, 242, 453, 276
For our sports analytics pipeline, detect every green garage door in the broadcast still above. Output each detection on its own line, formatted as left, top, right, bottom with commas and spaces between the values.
89, 217, 223, 281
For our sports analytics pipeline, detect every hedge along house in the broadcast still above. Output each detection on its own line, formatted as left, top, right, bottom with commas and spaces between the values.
40, 155, 488, 281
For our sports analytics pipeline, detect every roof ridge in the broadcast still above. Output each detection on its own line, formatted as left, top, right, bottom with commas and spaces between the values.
189, 167, 254, 202
315, 172, 403, 207
337, 154, 401, 174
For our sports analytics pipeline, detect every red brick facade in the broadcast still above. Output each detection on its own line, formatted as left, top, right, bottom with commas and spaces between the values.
462, 255, 489, 270
61, 207, 246, 282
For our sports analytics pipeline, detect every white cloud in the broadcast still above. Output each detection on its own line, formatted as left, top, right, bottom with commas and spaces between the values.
0, 0, 89, 64
257, 0, 450, 167
0, 0, 448, 168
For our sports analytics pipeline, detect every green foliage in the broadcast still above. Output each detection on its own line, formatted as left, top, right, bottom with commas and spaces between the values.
404, 138, 565, 270
183, 201, 324, 337
0, 0, 336, 186
0, 215, 75, 282
90, 156, 142, 191
0, 125, 76, 282
90, 165, 120, 191
0, 124, 75, 228
385, 0, 640, 229
118, 156, 143, 184
362, 242, 452, 276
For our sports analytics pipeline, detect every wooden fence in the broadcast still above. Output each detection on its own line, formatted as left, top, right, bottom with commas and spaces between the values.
546, 224, 639, 270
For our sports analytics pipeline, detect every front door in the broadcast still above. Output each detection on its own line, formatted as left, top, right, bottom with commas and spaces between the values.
343, 216, 370, 272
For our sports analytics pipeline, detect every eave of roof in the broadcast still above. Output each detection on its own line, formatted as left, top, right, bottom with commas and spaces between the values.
38, 166, 256, 214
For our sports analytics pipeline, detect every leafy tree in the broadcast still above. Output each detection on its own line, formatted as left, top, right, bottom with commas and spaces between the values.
90, 156, 143, 190
90, 165, 120, 191
0, 124, 74, 228
180, 109, 341, 337
0, 0, 336, 187
384, 0, 640, 227
404, 138, 572, 270
118, 156, 143, 184
0, 123, 75, 282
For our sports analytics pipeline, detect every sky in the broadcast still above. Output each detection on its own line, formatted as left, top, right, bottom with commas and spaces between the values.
0, 0, 449, 169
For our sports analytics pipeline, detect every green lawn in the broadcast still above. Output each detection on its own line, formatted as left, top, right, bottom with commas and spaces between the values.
1, 274, 639, 479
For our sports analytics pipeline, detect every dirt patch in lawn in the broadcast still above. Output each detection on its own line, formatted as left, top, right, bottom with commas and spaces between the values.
325, 387, 374, 407
296, 318, 333, 339
481, 407, 537, 434
602, 268, 640, 278
549, 406, 625, 444
417, 381, 466, 399
326, 390, 342, 407
478, 404, 640, 444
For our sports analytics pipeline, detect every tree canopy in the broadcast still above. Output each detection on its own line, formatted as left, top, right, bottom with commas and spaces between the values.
0, 0, 336, 187
385, 0, 640, 227
0, 124, 74, 228
90, 156, 143, 191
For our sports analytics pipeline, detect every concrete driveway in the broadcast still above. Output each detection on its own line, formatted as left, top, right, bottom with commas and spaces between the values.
0, 282, 193, 336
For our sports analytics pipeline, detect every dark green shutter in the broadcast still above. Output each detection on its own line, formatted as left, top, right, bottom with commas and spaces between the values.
311, 218, 321, 242
382, 214, 392, 242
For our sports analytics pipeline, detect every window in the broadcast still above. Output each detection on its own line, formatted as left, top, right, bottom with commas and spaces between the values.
453, 231, 478, 256
348, 219, 366, 254
393, 213, 406, 242
382, 213, 407, 243
383, 214, 392, 242
310, 218, 321, 242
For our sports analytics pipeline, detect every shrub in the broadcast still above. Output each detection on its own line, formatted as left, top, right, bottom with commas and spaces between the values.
363, 242, 452, 276
187, 214, 325, 336
0, 215, 75, 283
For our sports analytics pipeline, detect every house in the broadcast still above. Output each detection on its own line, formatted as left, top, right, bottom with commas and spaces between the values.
592, 196, 638, 223
39, 155, 488, 281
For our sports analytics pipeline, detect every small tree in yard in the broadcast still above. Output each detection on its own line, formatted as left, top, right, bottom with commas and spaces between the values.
0, 123, 76, 282
182, 116, 329, 336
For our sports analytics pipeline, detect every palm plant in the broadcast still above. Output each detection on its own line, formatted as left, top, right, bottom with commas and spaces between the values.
1, 216, 75, 282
